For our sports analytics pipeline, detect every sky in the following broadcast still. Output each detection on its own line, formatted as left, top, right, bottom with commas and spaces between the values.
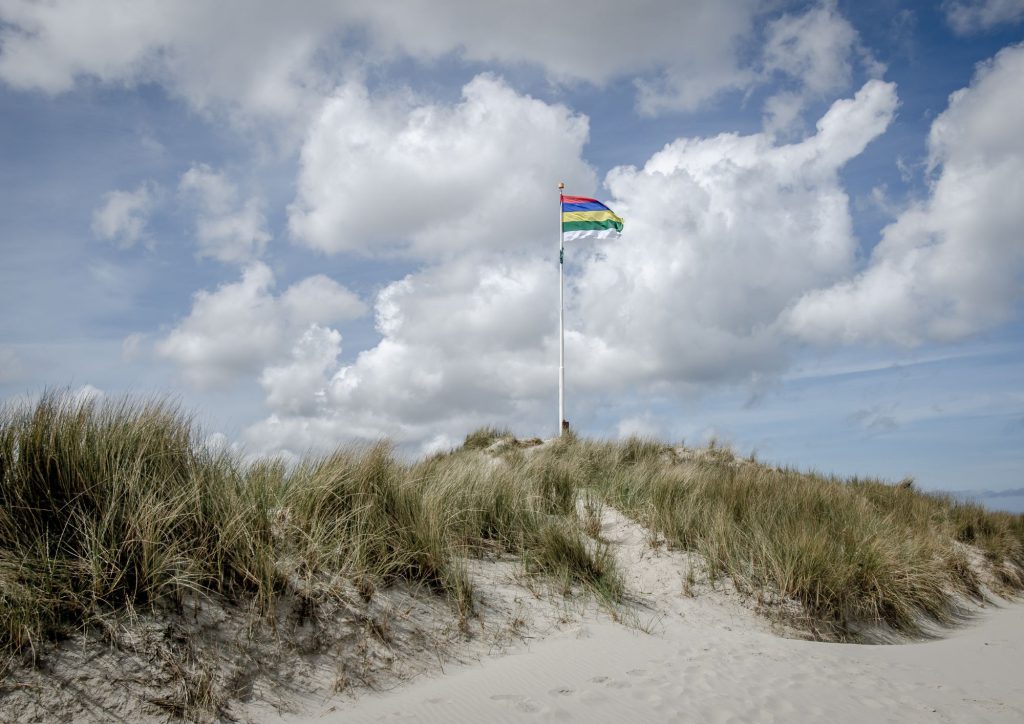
1, 0, 1022, 509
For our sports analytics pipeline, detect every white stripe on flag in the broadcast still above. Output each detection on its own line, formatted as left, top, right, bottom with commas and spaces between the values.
563, 228, 622, 242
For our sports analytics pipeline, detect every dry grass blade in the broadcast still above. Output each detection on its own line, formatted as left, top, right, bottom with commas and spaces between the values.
4, 401, 1022, 720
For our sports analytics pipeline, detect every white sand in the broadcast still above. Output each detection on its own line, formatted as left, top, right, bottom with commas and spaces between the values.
313, 604, 1024, 723
6, 500, 1021, 723
287, 507, 1024, 724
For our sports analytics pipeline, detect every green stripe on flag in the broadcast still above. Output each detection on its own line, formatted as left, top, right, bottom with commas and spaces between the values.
562, 220, 624, 233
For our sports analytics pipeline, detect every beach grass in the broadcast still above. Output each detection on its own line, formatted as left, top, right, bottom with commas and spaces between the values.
533, 435, 1024, 638
3, 391, 1023, 688
0, 393, 620, 669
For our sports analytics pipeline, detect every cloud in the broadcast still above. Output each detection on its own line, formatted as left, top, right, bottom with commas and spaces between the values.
155, 262, 365, 388
948, 486, 1024, 500
289, 74, 596, 260
245, 79, 898, 455
0, 0, 333, 123
0, 1, 901, 125
759, 2, 884, 136
762, 1, 860, 95
243, 252, 558, 454
978, 487, 1024, 498
0, 1, 769, 118
121, 333, 148, 361
156, 264, 282, 387
72, 384, 104, 403
280, 275, 366, 328
91, 183, 155, 248
847, 406, 900, 433
572, 79, 898, 387
944, 0, 1024, 34
179, 164, 270, 264
761, 91, 806, 138
334, 254, 553, 420
784, 44, 1024, 345
616, 413, 662, 439
260, 325, 342, 416
361, 1, 758, 90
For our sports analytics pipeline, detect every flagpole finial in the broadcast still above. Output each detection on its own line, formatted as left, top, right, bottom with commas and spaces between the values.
558, 182, 565, 190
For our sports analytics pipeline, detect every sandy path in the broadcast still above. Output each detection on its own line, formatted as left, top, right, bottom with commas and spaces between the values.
289, 507, 1024, 723
313, 604, 1023, 723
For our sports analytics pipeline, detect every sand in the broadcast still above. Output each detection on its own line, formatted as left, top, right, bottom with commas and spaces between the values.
308, 604, 1024, 723
4, 503, 1022, 722
276, 506, 1024, 724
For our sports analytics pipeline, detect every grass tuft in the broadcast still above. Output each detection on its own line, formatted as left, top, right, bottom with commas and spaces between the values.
549, 436, 1024, 639
4, 394, 1023, 718
0, 395, 624, 683
462, 426, 513, 450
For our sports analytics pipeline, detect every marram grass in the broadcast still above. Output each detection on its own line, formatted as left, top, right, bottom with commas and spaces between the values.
0, 393, 621, 664
535, 435, 1024, 639
2, 392, 1023, 672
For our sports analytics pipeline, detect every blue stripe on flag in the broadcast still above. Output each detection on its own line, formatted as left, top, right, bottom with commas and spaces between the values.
562, 201, 608, 212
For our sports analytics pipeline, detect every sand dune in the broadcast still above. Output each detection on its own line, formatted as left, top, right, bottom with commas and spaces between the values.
5, 407, 1024, 724
280, 507, 1024, 724
315, 604, 1024, 723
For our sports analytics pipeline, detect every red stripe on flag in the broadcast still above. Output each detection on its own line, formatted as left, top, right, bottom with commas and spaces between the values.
560, 195, 599, 204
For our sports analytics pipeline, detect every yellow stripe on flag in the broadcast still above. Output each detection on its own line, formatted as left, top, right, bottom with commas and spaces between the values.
561, 210, 622, 224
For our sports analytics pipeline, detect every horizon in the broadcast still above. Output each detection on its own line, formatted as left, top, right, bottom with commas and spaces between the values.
1, 0, 1022, 508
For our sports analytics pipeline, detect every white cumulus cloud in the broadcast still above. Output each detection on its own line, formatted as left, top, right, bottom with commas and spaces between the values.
179, 164, 270, 264
289, 74, 596, 260
944, 0, 1024, 34
245, 79, 899, 455
72, 384, 104, 403
784, 44, 1024, 345
156, 262, 365, 388
91, 183, 155, 248
354, 0, 762, 114
281, 275, 367, 329
260, 325, 342, 417
0, 0, 334, 123
0, 1, 772, 120
572, 79, 898, 387
759, 1, 883, 136
763, 1, 860, 94
243, 252, 558, 454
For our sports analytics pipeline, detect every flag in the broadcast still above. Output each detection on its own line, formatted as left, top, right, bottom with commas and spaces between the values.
561, 195, 623, 241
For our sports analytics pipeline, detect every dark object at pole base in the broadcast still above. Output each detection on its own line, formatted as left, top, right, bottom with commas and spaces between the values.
561, 419, 570, 433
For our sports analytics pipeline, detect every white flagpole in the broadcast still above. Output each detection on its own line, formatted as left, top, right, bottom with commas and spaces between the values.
558, 182, 565, 437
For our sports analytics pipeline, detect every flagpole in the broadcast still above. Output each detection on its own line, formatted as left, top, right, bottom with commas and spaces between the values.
558, 181, 565, 437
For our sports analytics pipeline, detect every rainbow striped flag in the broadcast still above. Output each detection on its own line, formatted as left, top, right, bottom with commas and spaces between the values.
561, 195, 623, 241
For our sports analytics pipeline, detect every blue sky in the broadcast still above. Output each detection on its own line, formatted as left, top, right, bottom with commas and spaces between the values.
1, 1, 1022, 509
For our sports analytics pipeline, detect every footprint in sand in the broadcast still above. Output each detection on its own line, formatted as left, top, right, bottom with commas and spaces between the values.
490, 693, 540, 713
589, 675, 609, 683
579, 689, 610, 706
548, 686, 574, 697
626, 668, 647, 677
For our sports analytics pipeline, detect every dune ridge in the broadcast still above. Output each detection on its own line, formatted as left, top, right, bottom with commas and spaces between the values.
1, 394, 1022, 722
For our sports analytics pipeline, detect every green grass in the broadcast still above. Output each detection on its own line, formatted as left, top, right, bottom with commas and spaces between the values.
0, 392, 283, 659
536, 435, 1024, 639
461, 425, 513, 450
0, 398, 620, 673
3, 395, 1023, 710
